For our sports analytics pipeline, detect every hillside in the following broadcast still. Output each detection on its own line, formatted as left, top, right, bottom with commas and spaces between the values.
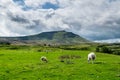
0, 30, 89, 44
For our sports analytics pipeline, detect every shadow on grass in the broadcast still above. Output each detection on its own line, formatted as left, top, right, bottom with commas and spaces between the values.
94, 61, 106, 64
117, 62, 120, 64
116, 74, 120, 77
0, 54, 4, 56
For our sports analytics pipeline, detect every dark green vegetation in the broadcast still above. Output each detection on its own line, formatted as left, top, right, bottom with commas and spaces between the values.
0, 30, 89, 44
0, 44, 120, 80
96, 43, 120, 55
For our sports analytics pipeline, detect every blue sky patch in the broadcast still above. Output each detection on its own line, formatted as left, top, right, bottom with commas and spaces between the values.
13, 0, 59, 10
13, 0, 25, 6
42, 2, 59, 10
13, 0, 32, 11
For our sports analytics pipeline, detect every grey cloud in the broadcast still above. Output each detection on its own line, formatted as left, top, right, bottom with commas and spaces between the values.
8, 13, 29, 24
63, 20, 81, 31
42, 9, 55, 19
83, 18, 120, 40
1, 0, 120, 41
26, 20, 44, 29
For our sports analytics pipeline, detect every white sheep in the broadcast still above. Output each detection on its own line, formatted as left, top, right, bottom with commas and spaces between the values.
40, 56, 48, 63
88, 52, 96, 64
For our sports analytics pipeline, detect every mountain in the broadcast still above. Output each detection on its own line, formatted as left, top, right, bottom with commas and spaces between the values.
0, 30, 90, 44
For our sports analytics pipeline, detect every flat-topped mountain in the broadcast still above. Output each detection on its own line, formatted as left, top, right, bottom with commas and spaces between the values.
0, 30, 90, 44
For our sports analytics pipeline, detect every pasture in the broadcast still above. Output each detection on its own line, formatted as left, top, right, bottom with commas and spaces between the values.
0, 45, 120, 80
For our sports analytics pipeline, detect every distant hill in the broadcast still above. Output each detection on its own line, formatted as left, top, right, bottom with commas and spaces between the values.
0, 30, 90, 44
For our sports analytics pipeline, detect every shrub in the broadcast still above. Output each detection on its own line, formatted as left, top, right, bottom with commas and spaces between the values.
0, 42, 11, 45
113, 51, 120, 55
96, 46, 112, 53
96, 47, 100, 52
102, 46, 113, 53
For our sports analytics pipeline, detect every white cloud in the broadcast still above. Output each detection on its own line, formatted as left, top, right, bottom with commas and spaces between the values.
94, 38, 120, 43
0, 0, 120, 41
24, 0, 57, 8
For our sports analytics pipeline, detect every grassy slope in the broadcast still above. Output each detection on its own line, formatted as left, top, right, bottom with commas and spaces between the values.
0, 47, 120, 80
0, 31, 89, 44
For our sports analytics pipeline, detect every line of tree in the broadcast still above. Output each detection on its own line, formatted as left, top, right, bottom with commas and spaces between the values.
96, 45, 120, 55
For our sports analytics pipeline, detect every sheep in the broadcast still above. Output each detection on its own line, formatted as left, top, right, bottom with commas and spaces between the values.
88, 52, 96, 64
40, 56, 48, 63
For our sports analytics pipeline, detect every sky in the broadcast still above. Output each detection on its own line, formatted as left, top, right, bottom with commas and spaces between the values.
0, 0, 120, 42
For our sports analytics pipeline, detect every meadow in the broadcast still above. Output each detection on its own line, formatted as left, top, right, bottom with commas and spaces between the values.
0, 45, 120, 80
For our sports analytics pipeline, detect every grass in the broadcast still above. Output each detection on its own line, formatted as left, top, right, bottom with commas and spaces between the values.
0, 45, 120, 80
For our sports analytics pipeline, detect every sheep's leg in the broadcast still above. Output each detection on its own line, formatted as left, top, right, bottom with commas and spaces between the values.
88, 60, 90, 63
88, 57, 90, 63
92, 60, 94, 64
45, 60, 48, 63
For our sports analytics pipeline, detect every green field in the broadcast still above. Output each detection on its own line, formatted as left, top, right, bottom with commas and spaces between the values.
0, 45, 120, 80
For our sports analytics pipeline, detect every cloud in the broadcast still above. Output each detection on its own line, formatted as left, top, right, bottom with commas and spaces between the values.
0, 0, 120, 41
8, 13, 29, 23
24, 0, 58, 9
94, 38, 120, 43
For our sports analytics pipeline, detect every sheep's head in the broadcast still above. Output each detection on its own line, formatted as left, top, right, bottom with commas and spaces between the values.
41, 56, 48, 63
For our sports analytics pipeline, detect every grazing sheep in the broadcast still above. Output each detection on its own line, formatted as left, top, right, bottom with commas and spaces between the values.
88, 52, 96, 64
40, 56, 48, 63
